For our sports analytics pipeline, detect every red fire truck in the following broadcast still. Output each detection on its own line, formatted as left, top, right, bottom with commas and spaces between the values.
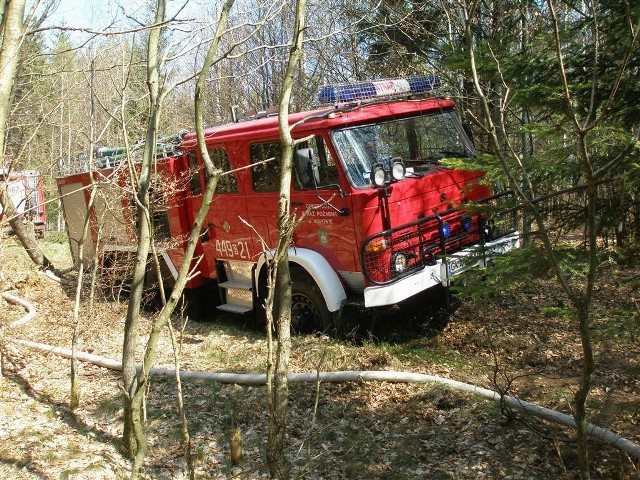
1, 168, 47, 237
56, 76, 519, 331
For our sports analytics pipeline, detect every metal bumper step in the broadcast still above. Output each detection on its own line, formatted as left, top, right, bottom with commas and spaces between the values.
217, 303, 253, 314
217, 261, 255, 315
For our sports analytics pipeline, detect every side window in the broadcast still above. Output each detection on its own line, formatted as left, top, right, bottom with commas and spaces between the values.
208, 147, 238, 193
187, 151, 202, 195
250, 141, 281, 192
250, 137, 340, 192
293, 136, 340, 190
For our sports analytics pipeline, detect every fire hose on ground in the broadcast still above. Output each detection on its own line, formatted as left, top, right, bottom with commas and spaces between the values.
2, 287, 640, 461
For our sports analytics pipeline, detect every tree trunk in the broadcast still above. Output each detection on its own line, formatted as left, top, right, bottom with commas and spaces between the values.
122, 0, 166, 464
266, 1, 307, 477
464, 1, 617, 477
0, 0, 54, 271
123, 1, 235, 475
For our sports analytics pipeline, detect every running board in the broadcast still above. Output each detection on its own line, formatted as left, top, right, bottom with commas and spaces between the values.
217, 303, 253, 314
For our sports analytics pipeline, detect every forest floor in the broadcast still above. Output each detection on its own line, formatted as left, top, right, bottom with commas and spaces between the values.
1, 234, 640, 480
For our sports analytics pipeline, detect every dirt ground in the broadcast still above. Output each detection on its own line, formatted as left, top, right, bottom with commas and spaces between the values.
1, 236, 639, 479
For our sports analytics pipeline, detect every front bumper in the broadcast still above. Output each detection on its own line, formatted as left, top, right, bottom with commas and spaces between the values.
363, 231, 520, 307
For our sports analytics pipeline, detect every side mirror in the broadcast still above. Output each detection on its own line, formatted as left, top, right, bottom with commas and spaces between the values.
295, 148, 319, 188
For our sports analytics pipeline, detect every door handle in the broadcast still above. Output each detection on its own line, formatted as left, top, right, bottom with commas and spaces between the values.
200, 223, 214, 242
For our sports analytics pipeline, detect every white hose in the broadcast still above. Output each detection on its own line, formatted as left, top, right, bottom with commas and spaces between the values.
2, 291, 37, 327
4, 291, 640, 460
43, 268, 73, 285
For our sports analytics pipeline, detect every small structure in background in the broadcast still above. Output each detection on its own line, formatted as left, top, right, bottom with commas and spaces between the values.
0, 168, 47, 238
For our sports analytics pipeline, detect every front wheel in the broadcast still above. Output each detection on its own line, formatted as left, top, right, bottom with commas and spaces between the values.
290, 270, 333, 334
256, 267, 335, 335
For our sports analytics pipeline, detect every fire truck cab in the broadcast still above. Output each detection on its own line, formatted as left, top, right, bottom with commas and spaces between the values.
57, 76, 519, 332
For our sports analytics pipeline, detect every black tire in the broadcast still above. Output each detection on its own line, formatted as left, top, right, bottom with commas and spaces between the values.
256, 267, 334, 335
290, 269, 333, 334
181, 283, 219, 321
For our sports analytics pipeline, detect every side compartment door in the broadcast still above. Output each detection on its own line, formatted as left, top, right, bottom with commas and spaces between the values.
184, 147, 249, 278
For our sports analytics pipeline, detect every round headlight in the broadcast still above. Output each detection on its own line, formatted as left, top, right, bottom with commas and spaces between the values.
440, 222, 451, 237
371, 164, 387, 187
391, 160, 405, 180
391, 252, 408, 273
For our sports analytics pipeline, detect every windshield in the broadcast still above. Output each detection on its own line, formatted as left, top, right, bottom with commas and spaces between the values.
331, 110, 474, 188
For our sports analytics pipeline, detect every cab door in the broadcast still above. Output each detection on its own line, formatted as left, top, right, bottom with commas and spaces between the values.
245, 135, 356, 273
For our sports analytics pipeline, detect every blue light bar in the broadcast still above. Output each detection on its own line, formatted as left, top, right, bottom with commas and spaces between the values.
316, 75, 441, 105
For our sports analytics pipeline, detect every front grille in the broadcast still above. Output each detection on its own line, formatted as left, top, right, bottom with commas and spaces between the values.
361, 191, 517, 285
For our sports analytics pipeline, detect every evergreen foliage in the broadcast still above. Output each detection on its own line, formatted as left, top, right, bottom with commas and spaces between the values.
365, 0, 638, 247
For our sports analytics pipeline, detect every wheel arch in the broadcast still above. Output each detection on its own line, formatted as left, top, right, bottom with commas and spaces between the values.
254, 247, 346, 313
